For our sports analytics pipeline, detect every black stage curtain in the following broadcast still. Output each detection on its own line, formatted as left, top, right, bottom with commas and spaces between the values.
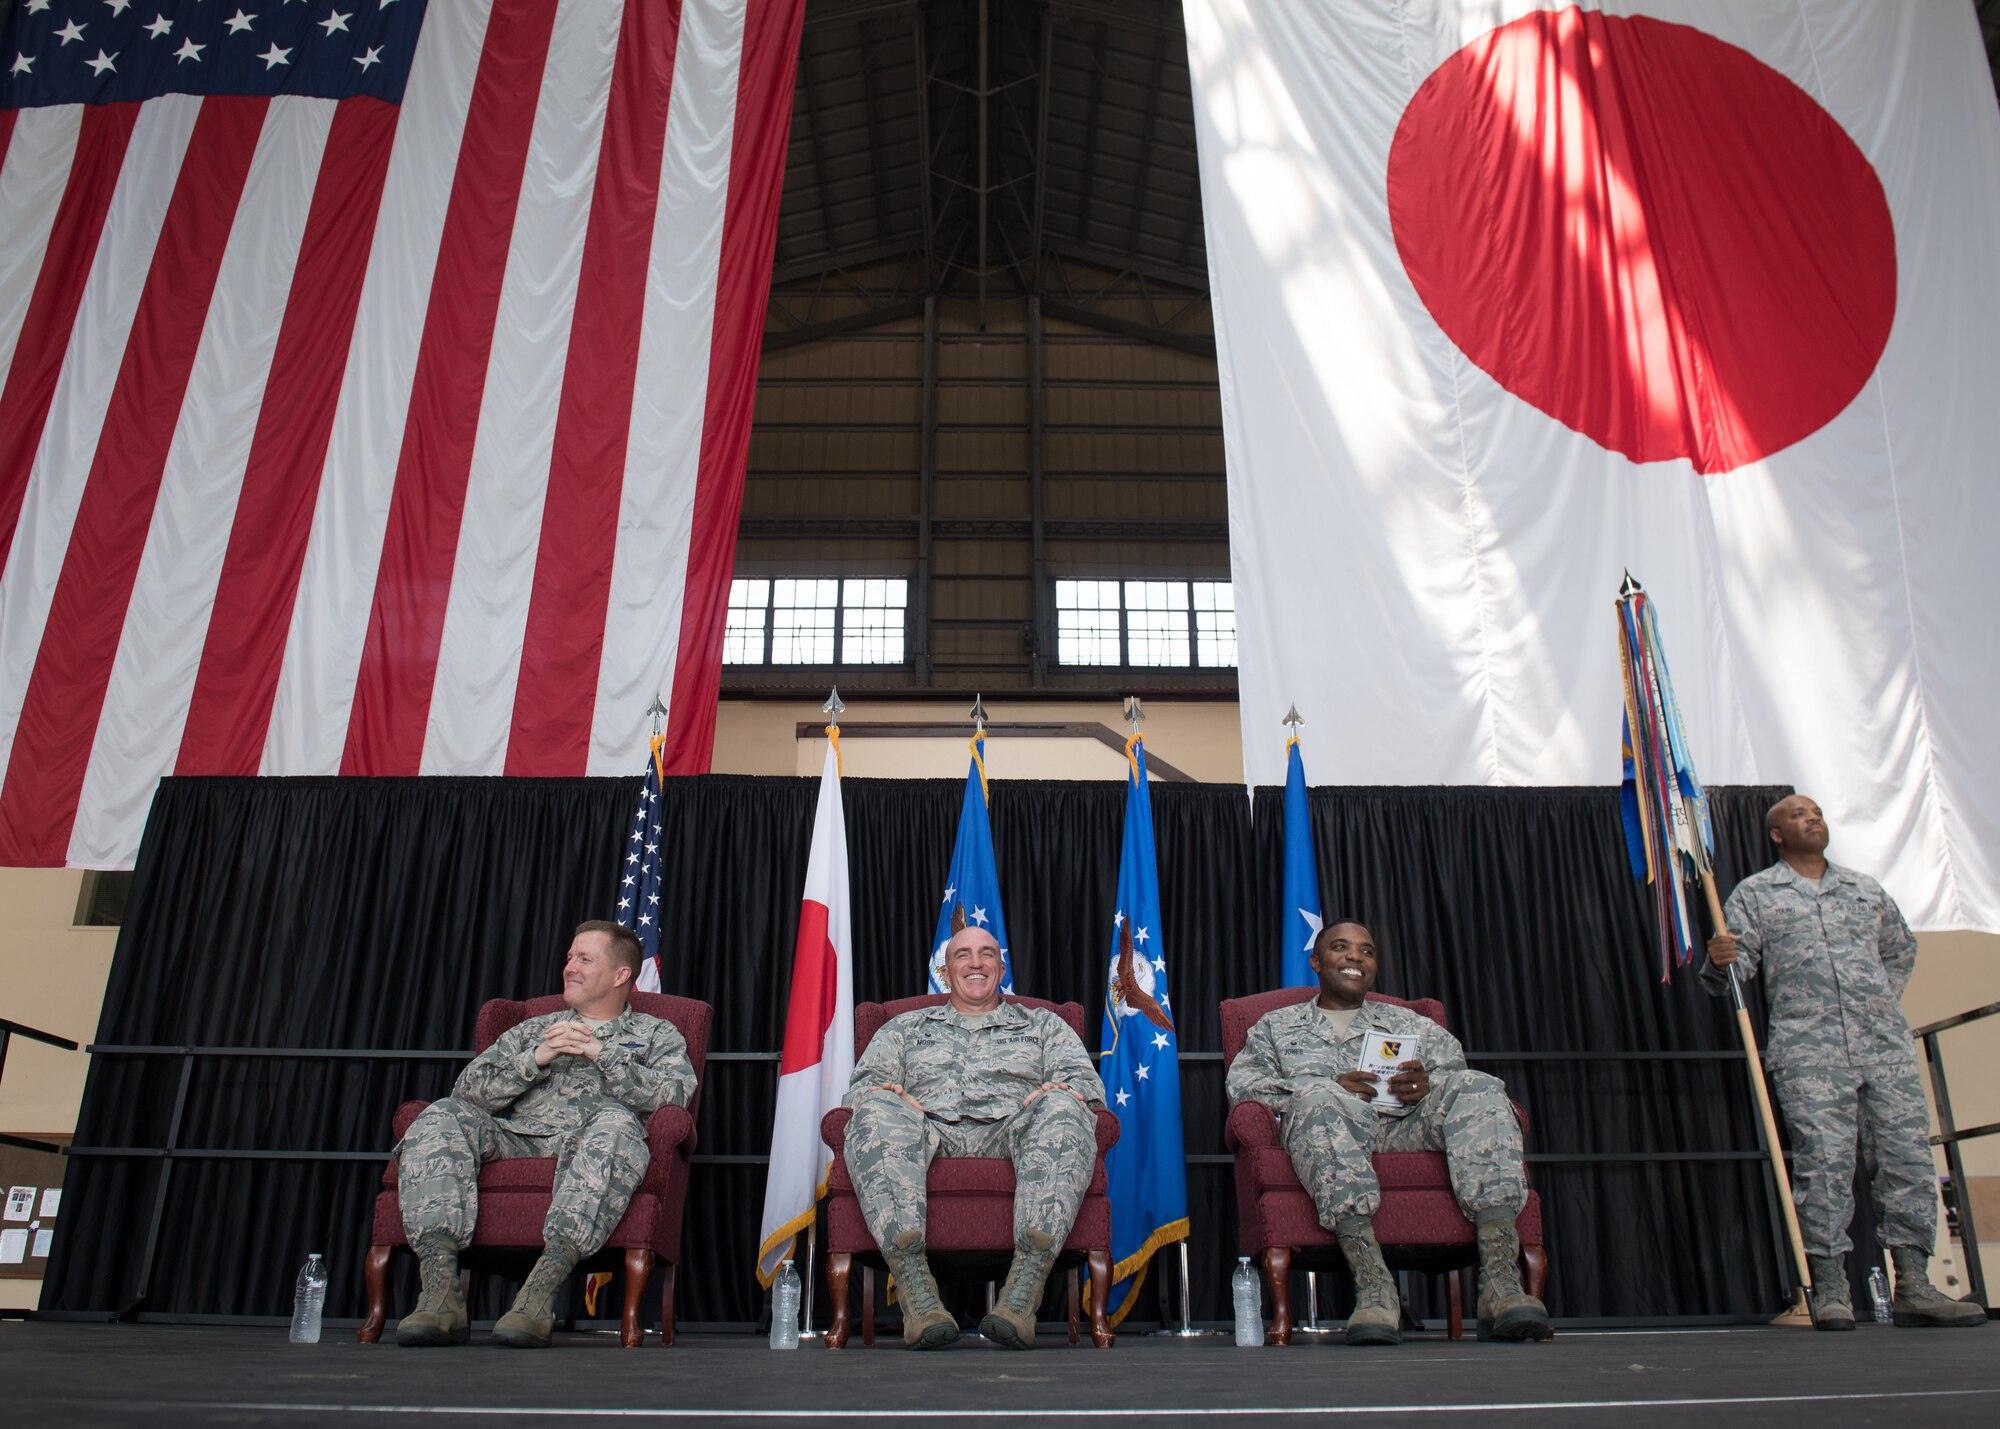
44, 774, 1805, 1325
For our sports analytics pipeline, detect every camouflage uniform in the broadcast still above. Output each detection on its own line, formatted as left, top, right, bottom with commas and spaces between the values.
398, 1006, 694, 1256
842, 1002, 1105, 1250
1702, 861, 1935, 1258
1227, 999, 1527, 1226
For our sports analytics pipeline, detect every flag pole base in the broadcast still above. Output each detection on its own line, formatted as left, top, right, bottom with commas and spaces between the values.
1148, 1242, 1217, 1337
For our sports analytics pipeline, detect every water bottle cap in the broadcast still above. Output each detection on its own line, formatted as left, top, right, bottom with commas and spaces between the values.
1238, 1255, 1250, 1265
781, 1257, 793, 1268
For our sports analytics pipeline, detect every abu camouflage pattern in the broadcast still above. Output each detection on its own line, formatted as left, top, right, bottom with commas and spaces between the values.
1702, 860, 1919, 1071
842, 1002, 1104, 1250
1707, 861, 1937, 1257
397, 1007, 694, 1255
1228, 998, 1527, 1225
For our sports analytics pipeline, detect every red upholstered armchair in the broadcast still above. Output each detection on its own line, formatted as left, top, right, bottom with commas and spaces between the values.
818, 994, 1121, 1349
1221, 988, 1548, 1343
357, 991, 712, 1348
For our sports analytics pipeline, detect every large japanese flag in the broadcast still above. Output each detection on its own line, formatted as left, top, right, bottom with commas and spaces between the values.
0, 0, 803, 867
757, 731, 854, 1286
1186, 0, 2000, 929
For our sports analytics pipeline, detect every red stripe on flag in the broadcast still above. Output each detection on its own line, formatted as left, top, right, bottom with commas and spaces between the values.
0, 98, 268, 864
657, 0, 805, 777
778, 899, 838, 1075
176, 99, 402, 776
340, 0, 561, 775
0, 105, 140, 575
504, 0, 685, 776
0, 109, 15, 173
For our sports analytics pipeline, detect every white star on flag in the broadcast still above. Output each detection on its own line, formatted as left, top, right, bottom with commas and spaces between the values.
1134, 926, 1149, 944
637, 914, 652, 927
25, 0, 53, 16
1115, 1088, 1131, 1107
9, 54, 30, 75
969, 905, 988, 926
56, 20, 85, 44
941, 884, 955, 904
106, 0, 132, 15
143, 15, 172, 39
86, 49, 117, 75
618, 897, 631, 911
225, 10, 256, 34
1152, 1032, 1169, 1050
644, 841, 658, 855
320, 11, 351, 36
626, 852, 639, 865
1299, 908, 1323, 954
622, 875, 635, 888
173, 38, 203, 62
1113, 909, 1124, 928
1136, 1064, 1151, 1081
258, 43, 291, 69
1151, 956, 1165, 973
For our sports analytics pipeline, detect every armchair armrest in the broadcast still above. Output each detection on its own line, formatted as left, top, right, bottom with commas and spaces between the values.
638, 1103, 697, 1197
820, 1107, 853, 1154
1225, 1100, 1281, 1152
1093, 1108, 1122, 1155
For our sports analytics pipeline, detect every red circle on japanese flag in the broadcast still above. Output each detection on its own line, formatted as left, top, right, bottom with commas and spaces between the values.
1387, 6, 1896, 474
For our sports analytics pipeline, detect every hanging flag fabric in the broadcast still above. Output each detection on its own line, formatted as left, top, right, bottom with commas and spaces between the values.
1186, 0, 2000, 931
613, 733, 667, 994
1095, 733, 1189, 1325
1617, 582, 1715, 981
927, 731, 1012, 994
756, 728, 854, 1285
0, 0, 806, 867
1280, 734, 1324, 988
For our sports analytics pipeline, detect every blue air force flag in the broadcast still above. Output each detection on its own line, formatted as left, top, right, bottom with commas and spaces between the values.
614, 734, 666, 993
928, 732, 1013, 993
1096, 734, 1190, 1322
1281, 736, 1325, 988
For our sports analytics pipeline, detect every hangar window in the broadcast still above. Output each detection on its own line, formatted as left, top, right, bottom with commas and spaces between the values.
1055, 580, 1236, 668
723, 577, 908, 666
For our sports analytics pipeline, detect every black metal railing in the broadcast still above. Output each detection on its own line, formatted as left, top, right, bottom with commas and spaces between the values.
1914, 1000, 1998, 1310
0, 1017, 79, 1154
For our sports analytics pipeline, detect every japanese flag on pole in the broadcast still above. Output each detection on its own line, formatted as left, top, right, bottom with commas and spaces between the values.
756, 728, 854, 1285
1186, 0, 2000, 930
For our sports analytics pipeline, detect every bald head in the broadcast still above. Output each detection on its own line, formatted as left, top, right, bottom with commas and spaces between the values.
1766, 794, 1829, 856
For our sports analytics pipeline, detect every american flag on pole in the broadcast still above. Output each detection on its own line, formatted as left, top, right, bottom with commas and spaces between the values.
0, 0, 804, 868
614, 730, 666, 994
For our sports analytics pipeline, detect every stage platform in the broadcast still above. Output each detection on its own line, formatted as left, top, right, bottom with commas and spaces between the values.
2, 1320, 1996, 1427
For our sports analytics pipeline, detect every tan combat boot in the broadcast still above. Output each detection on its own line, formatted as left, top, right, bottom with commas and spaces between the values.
1473, 1213, 1552, 1342
1888, 1247, 1988, 1328
1335, 1216, 1402, 1346
395, 1233, 469, 1347
1807, 1254, 1855, 1331
492, 1238, 580, 1349
883, 1229, 960, 1349
979, 1230, 1058, 1350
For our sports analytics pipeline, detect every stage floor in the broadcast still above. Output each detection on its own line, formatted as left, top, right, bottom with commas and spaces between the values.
1, 1320, 1995, 1427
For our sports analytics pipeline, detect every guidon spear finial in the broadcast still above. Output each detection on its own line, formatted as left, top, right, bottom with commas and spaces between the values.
1123, 695, 1145, 731
822, 687, 845, 726
970, 694, 987, 733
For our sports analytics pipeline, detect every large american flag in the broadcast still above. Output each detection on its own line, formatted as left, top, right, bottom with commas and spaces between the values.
0, 0, 802, 867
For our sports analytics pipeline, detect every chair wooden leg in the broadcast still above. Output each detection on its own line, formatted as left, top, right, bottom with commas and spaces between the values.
1068, 1267, 1081, 1346
1263, 1246, 1293, 1345
1446, 1267, 1463, 1341
1086, 1248, 1116, 1347
620, 1249, 653, 1348
1523, 1243, 1550, 1338
861, 1265, 877, 1347
658, 1262, 677, 1346
825, 1252, 852, 1349
357, 1244, 394, 1344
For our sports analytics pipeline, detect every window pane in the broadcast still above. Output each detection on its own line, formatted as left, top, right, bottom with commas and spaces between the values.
1193, 581, 1237, 667
1056, 579, 1120, 612
841, 577, 908, 665
771, 578, 837, 663
1057, 607, 1121, 665
723, 578, 769, 664
1125, 580, 1190, 666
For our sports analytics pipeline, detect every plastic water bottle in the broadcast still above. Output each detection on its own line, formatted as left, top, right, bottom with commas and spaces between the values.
770, 1258, 802, 1349
289, 1253, 328, 1344
1867, 1267, 1892, 1323
1232, 1255, 1263, 1346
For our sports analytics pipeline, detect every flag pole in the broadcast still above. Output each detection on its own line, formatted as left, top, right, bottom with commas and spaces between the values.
1282, 705, 1334, 1336
1697, 870, 1815, 1317
798, 1218, 821, 1341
